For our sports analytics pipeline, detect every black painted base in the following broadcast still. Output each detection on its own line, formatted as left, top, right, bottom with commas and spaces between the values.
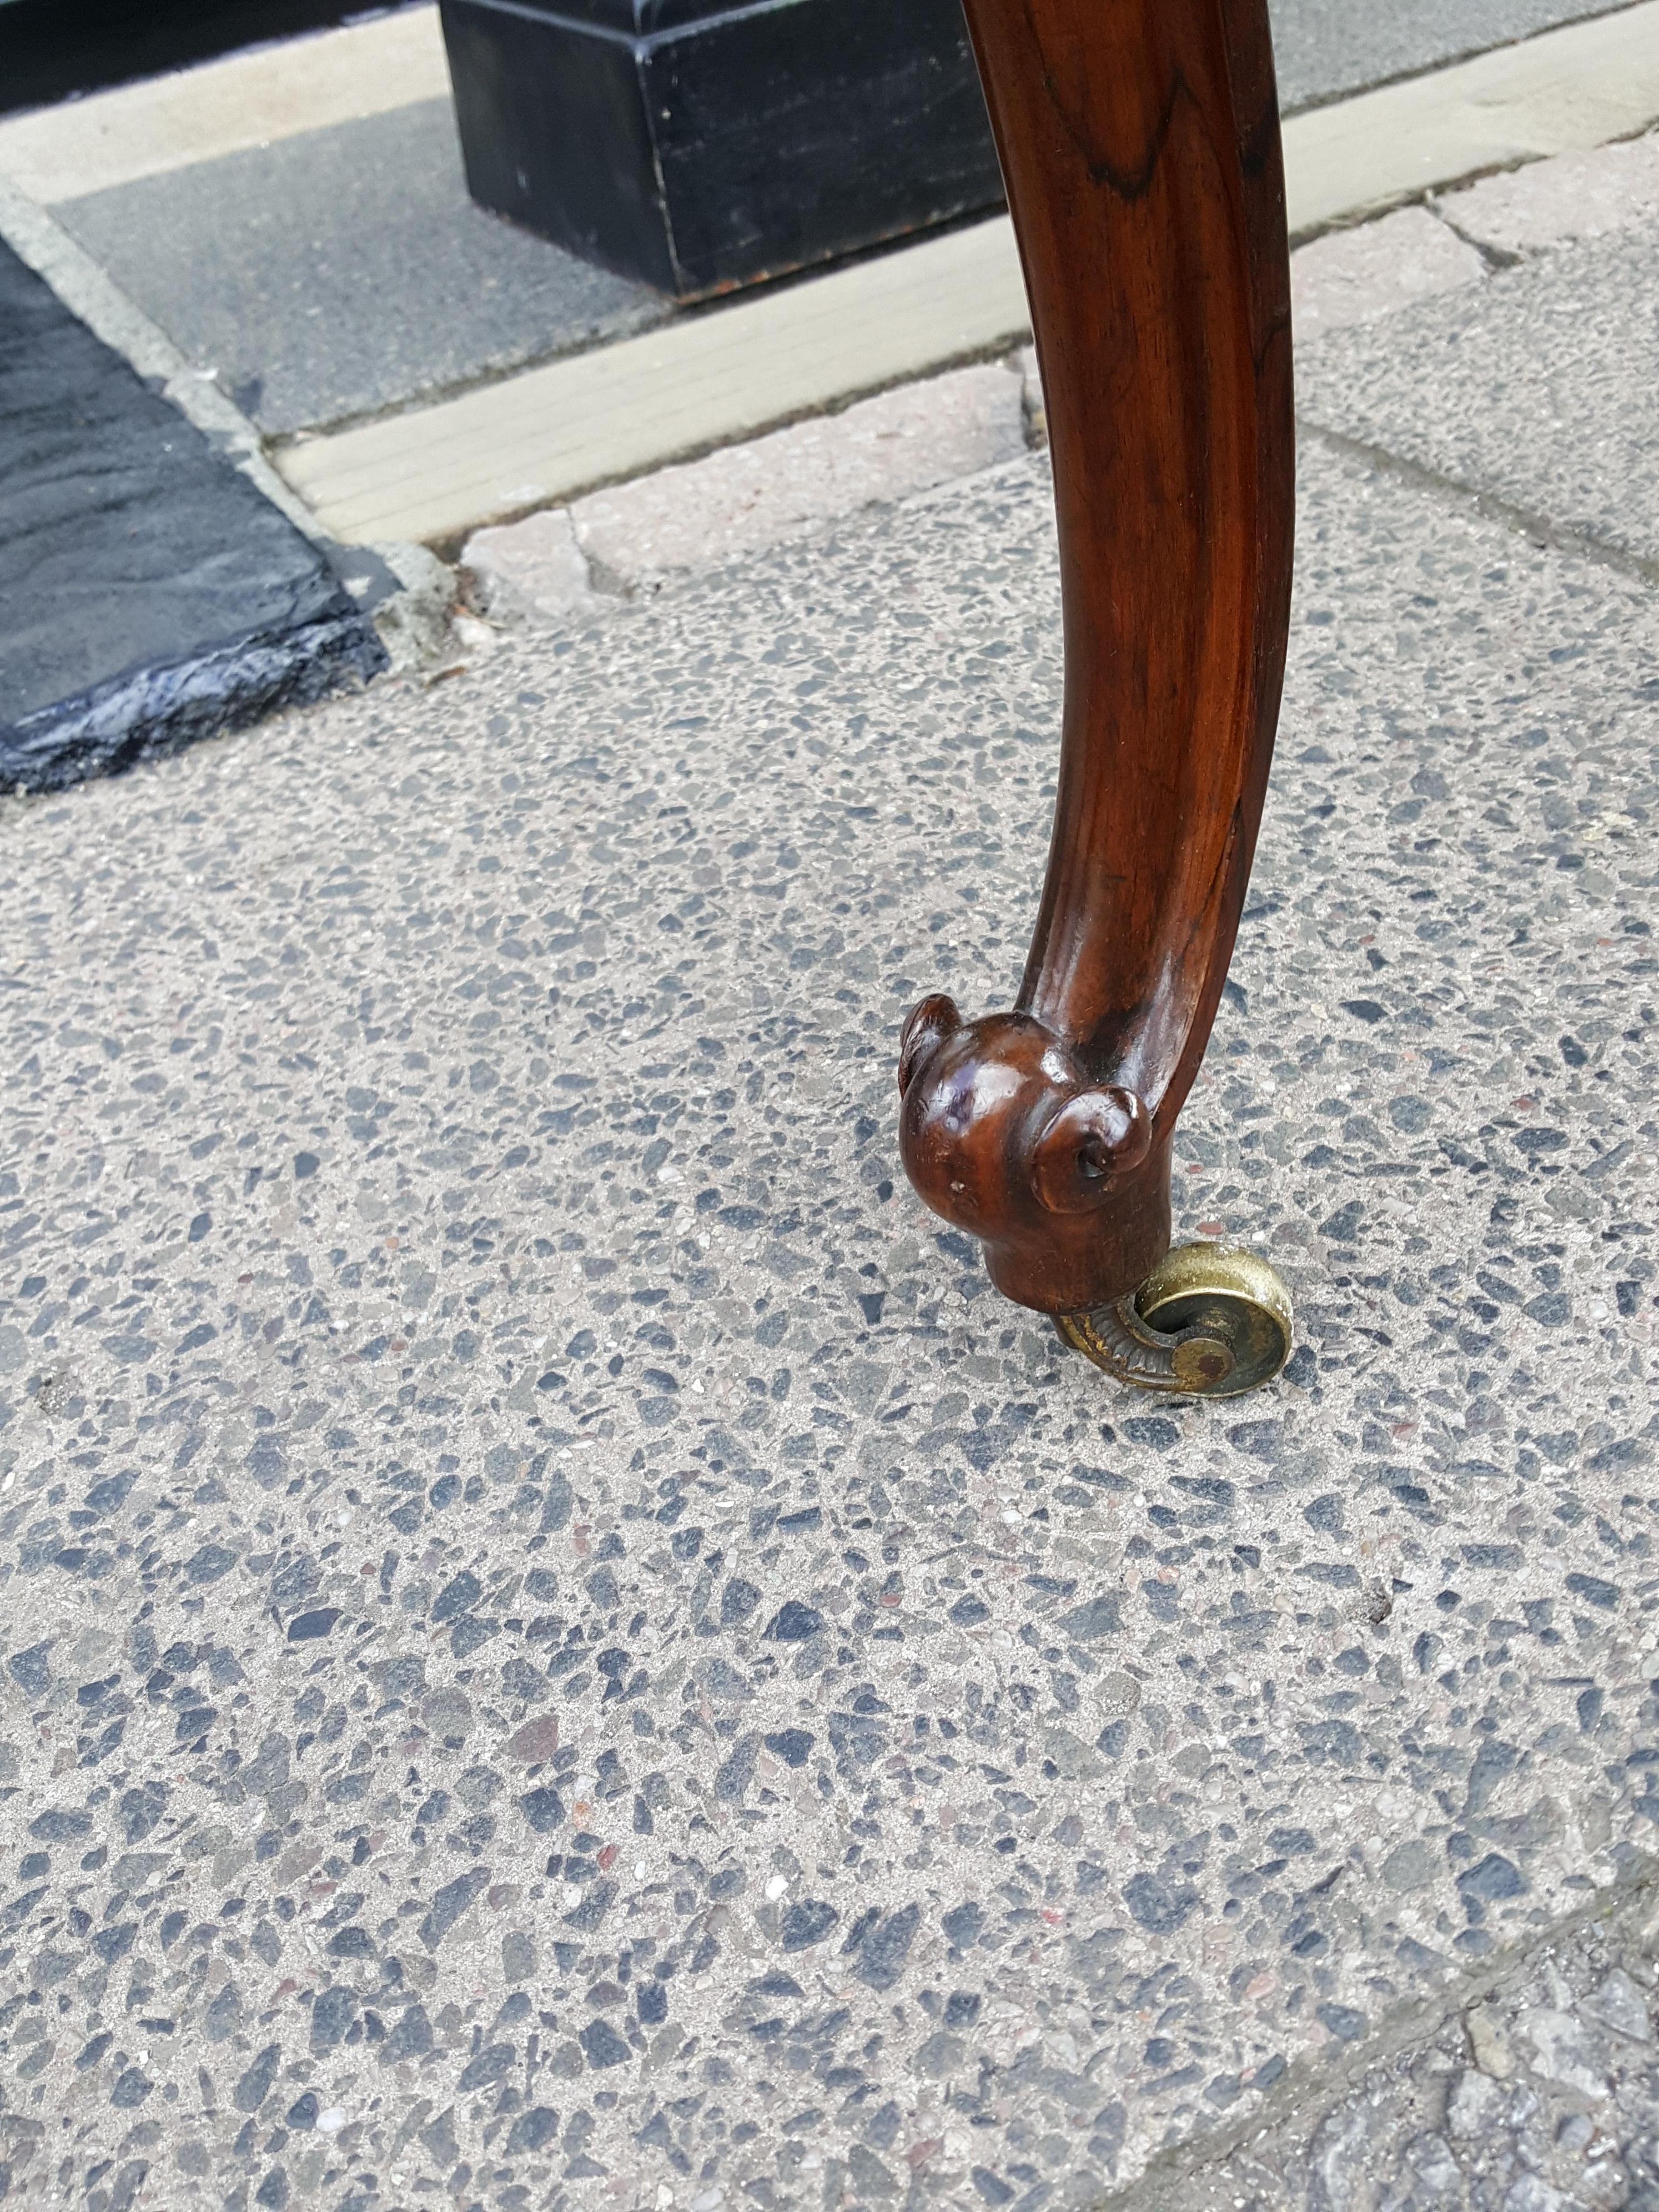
439, 0, 1003, 300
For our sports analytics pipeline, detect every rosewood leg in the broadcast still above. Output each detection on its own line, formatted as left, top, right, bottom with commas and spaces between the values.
898, 0, 1296, 1394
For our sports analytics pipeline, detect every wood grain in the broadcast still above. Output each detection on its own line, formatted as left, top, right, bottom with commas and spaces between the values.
898, 0, 1294, 1316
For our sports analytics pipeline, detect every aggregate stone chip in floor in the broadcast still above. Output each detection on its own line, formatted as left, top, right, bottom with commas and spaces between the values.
0, 437, 1656, 2211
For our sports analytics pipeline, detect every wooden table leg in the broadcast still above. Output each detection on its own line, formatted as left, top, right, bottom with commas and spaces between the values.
897, 0, 1296, 1395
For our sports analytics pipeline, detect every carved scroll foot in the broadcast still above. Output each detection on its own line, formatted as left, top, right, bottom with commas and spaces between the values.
898, 993, 1171, 1315
1057, 1244, 1293, 1398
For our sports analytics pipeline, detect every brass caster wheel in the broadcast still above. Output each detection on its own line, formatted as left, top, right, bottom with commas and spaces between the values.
1055, 1244, 1293, 1397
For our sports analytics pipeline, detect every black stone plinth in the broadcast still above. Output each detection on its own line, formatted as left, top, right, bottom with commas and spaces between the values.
438, 0, 1004, 300
0, 239, 385, 795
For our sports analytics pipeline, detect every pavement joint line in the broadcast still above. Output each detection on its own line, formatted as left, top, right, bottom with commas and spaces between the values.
1124, 1883, 1659, 2208
1424, 203, 1529, 276
266, 0, 1659, 547
1100, 1856, 1659, 2211
0, 3, 451, 205
1299, 416, 1659, 595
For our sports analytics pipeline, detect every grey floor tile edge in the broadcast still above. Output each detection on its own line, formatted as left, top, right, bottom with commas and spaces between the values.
0, 611, 388, 796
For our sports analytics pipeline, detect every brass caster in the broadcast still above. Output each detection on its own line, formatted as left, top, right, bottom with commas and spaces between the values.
1055, 1244, 1293, 1397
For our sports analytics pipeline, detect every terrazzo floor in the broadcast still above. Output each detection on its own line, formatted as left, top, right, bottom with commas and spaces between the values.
1, 312, 1656, 2208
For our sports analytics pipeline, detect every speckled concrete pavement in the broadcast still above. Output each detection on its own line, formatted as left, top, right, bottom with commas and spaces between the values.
2, 216, 1658, 2212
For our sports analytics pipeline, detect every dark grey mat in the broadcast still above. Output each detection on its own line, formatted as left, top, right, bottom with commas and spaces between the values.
0, 237, 385, 794
54, 98, 671, 439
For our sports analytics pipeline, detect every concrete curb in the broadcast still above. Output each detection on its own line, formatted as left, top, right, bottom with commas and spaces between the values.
449, 124, 1659, 635
276, 215, 1034, 548
274, 1, 1659, 550
458, 356, 1038, 626
1284, 0, 1659, 234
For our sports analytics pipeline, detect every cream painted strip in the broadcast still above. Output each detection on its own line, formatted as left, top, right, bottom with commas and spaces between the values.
277, 217, 1031, 545
278, 0, 1659, 546
1285, 0, 1659, 232
0, 4, 450, 206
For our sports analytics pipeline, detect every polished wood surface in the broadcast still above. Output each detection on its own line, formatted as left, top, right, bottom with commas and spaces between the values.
898, 0, 1294, 1316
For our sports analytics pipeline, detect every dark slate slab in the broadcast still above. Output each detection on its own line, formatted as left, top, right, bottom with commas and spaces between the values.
0, 237, 384, 793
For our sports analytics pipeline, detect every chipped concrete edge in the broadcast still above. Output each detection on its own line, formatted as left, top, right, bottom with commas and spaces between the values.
1100, 1847, 1659, 2210
455, 350, 1050, 636
0, 175, 457, 676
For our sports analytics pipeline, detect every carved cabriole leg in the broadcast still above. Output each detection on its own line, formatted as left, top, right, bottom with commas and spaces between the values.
897, 0, 1295, 1386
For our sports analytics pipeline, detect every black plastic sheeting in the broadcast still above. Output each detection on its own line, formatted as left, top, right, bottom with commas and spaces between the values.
0, 238, 385, 794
